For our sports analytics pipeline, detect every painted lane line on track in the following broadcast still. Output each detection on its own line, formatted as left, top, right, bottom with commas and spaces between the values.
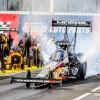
73, 93, 91, 100
91, 86, 100, 92
0, 69, 42, 76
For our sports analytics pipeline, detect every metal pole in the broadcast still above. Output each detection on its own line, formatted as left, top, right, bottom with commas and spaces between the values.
20, 0, 23, 10
67, 0, 68, 12
96, 0, 98, 13
29, 0, 32, 35
7, 0, 9, 10
74, 27, 77, 53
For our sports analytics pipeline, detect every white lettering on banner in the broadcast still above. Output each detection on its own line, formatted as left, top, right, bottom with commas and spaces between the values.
68, 27, 74, 33
22, 23, 90, 34
62, 27, 66, 33
22, 23, 47, 32
54, 27, 58, 33
49, 27, 90, 34
49, 27, 53, 32
57, 21, 66, 25
85, 28, 90, 33
77, 27, 81, 33
68, 27, 76, 33
58, 27, 62, 33
31, 26, 47, 32
57, 21, 87, 25
82, 28, 85, 33
49, 27, 66, 33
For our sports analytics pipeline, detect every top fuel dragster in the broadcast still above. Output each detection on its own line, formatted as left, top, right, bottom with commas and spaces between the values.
11, 19, 92, 88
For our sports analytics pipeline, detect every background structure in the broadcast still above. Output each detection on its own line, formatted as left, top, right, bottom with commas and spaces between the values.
0, 0, 100, 13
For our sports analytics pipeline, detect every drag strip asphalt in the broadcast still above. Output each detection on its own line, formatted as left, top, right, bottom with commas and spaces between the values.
0, 69, 47, 100
0, 62, 100, 100
0, 76, 11, 80
0, 68, 42, 79
0, 69, 41, 85
0, 74, 100, 100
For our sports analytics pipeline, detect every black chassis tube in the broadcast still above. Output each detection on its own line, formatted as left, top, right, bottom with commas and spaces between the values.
11, 77, 61, 84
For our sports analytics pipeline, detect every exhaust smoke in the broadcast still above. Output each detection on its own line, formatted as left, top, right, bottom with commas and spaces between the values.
80, 16, 100, 77
81, 33, 100, 77
37, 35, 56, 66
36, 16, 100, 78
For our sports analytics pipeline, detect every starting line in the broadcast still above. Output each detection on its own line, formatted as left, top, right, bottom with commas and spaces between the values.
91, 86, 100, 92
73, 93, 91, 100
74, 86, 100, 100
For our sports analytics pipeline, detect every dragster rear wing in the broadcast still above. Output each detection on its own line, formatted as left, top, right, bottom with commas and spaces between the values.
52, 19, 92, 52
52, 20, 92, 31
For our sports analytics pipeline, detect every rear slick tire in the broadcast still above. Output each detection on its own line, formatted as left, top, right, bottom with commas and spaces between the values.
76, 62, 87, 80
80, 62, 87, 80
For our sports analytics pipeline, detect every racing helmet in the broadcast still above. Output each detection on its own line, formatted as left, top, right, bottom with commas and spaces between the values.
60, 52, 64, 61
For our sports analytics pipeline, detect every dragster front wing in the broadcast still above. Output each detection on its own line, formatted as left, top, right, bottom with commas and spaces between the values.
11, 77, 61, 84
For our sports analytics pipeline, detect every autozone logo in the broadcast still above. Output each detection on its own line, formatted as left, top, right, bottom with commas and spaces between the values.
22, 23, 47, 32
57, 21, 88, 25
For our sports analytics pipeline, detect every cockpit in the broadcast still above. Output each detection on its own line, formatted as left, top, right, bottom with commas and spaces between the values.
51, 49, 65, 61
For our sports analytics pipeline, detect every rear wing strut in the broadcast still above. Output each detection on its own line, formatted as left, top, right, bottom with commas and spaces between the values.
52, 19, 92, 52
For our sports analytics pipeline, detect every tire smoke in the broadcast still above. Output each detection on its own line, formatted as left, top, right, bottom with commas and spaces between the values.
81, 33, 100, 77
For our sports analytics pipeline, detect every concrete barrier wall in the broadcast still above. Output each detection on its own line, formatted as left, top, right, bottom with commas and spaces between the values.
0, 0, 100, 13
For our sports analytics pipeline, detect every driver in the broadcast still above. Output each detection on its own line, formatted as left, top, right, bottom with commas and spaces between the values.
60, 52, 64, 61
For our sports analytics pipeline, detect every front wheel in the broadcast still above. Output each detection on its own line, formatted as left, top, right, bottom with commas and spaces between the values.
48, 70, 54, 89
26, 70, 31, 88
